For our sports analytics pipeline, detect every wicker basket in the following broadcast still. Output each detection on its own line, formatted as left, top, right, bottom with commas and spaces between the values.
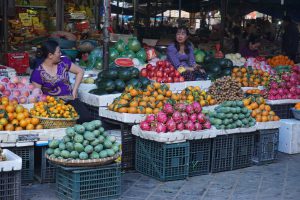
33, 116, 79, 129
46, 153, 120, 167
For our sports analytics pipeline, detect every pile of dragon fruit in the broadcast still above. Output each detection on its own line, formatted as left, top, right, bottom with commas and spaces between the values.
140, 102, 211, 133
262, 65, 300, 100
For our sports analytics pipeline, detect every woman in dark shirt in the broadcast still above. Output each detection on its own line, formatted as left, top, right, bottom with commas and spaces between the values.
240, 35, 261, 58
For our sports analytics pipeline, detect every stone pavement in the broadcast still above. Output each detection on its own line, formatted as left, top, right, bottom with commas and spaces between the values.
22, 153, 300, 200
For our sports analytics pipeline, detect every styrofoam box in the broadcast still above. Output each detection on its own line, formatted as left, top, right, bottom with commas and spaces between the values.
279, 119, 300, 154
78, 90, 120, 107
0, 149, 22, 171
99, 108, 146, 124
266, 99, 300, 105
256, 122, 281, 130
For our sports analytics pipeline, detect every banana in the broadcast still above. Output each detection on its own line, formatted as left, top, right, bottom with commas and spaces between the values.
178, 66, 186, 73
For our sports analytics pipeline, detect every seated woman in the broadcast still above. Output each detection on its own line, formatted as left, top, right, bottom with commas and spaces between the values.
30, 40, 91, 123
167, 26, 204, 72
239, 35, 261, 58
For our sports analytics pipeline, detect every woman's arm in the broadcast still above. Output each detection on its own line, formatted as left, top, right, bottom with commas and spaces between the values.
167, 45, 181, 69
31, 82, 42, 89
69, 63, 84, 99
188, 45, 197, 67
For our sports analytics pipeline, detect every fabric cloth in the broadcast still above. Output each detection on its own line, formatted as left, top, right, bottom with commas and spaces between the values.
30, 56, 73, 97
167, 43, 196, 69
239, 46, 259, 58
282, 23, 299, 61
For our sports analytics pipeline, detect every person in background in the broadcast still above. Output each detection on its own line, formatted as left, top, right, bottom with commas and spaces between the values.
239, 34, 261, 58
167, 26, 203, 72
30, 40, 91, 123
282, 16, 299, 62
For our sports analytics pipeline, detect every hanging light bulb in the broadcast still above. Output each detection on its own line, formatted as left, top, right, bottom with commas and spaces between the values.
281, 0, 284, 5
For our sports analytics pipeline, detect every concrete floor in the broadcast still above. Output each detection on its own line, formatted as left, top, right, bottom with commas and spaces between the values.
22, 153, 300, 200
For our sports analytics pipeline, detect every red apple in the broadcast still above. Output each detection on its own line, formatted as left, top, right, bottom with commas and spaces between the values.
8, 83, 16, 89
22, 91, 30, 97
3, 90, 11, 97
0, 83, 6, 92
18, 96, 27, 104
13, 90, 21, 97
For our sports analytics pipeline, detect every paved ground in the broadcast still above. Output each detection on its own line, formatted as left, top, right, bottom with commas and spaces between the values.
22, 153, 300, 200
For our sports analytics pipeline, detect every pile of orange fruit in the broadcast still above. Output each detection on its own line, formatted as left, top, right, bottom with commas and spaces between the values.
246, 89, 261, 95
0, 97, 43, 131
243, 96, 280, 122
179, 86, 216, 106
108, 83, 175, 114
267, 55, 294, 67
30, 96, 78, 119
232, 67, 270, 87
294, 103, 300, 110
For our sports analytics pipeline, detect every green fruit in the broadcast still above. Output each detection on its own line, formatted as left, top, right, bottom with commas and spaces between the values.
112, 145, 119, 153
94, 144, 104, 153
74, 143, 85, 153
79, 152, 89, 160
99, 127, 105, 133
102, 132, 108, 137
104, 140, 113, 149
220, 125, 225, 129
57, 157, 63, 159
226, 113, 233, 119
82, 140, 89, 147
102, 79, 116, 93
237, 101, 244, 107
54, 148, 61, 157
63, 136, 71, 143
106, 149, 115, 157
236, 107, 241, 113
93, 130, 101, 137
223, 119, 230, 125
90, 152, 100, 159
84, 145, 94, 154
66, 142, 74, 152
60, 150, 70, 159
70, 151, 79, 159
46, 148, 54, 155
84, 131, 95, 141
118, 68, 132, 81
107, 136, 116, 143
98, 135, 105, 143
49, 140, 59, 149
86, 123, 96, 132
59, 143, 66, 151
236, 120, 243, 127
239, 114, 245, 120
99, 150, 108, 158
217, 113, 226, 120
91, 139, 100, 146
114, 79, 126, 92
74, 125, 85, 134
74, 134, 84, 143
233, 114, 239, 120
92, 120, 102, 129
66, 127, 76, 137
129, 67, 140, 79
242, 108, 249, 114
49, 154, 56, 159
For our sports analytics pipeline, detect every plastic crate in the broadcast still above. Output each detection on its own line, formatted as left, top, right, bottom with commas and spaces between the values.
189, 139, 211, 176
253, 129, 279, 164
84, 104, 101, 120
34, 145, 56, 183
120, 123, 135, 170
211, 135, 234, 173
270, 104, 295, 119
8, 146, 34, 184
232, 133, 255, 170
56, 164, 121, 200
135, 137, 189, 181
0, 171, 21, 200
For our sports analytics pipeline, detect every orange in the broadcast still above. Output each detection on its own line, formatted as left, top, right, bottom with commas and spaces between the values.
145, 107, 153, 114
26, 124, 35, 130
129, 101, 139, 107
128, 107, 137, 114
153, 82, 161, 89
15, 127, 23, 131
259, 104, 265, 110
0, 118, 8, 126
30, 118, 40, 126
139, 101, 147, 107
130, 89, 138, 97
15, 105, 24, 113
7, 113, 15, 121
156, 95, 165, 101
156, 101, 163, 108
273, 116, 280, 121
16, 113, 25, 121
0, 125, 3, 131
268, 115, 274, 121
265, 105, 271, 112
165, 90, 172, 97
11, 119, 19, 126
5, 124, 14, 131
19, 119, 28, 128
256, 115, 262, 122
153, 108, 160, 114
35, 124, 43, 130
251, 110, 257, 117
5, 105, 15, 113
137, 107, 145, 114
262, 116, 268, 122
118, 107, 128, 113
262, 111, 269, 116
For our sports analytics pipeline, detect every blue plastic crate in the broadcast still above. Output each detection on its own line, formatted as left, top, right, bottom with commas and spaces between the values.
232, 133, 255, 170
0, 170, 21, 200
189, 139, 211, 176
253, 129, 279, 165
56, 164, 121, 200
8, 146, 34, 185
135, 137, 189, 181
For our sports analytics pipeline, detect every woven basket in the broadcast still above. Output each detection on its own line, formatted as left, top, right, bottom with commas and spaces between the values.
46, 153, 120, 167
33, 116, 79, 129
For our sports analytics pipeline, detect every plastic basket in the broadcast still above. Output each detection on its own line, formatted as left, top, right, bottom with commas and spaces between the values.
84, 104, 101, 120
135, 137, 189, 181
232, 133, 255, 170
189, 139, 211, 176
56, 163, 121, 200
0, 171, 21, 200
211, 135, 234, 173
270, 104, 295, 119
252, 129, 279, 165
8, 146, 34, 185
35, 145, 56, 183
120, 123, 136, 170
291, 108, 300, 120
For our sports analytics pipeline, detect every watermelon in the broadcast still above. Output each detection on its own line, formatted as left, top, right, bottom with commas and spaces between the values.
115, 39, 126, 53
114, 79, 126, 92
109, 48, 119, 61
129, 67, 140, 79
128, 37, 141, 52
136, 49, 147, 61
102, 80, 116, 93
118, 68, 132, 81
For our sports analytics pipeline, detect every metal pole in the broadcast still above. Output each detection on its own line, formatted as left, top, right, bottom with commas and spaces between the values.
103, 0, 110, 70
161, 1, 164, 26
154, 0, 158, 27
133, 0, 138, 36
220, 0, 226, 49
179, 0, 182, 19
56, 0, 64, 31
3, 0, 8, 52
95, 0, 101, 30
116, 0, 119, 28
146, 0, 151, 28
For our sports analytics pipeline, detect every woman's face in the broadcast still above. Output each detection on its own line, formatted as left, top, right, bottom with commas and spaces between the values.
249, 42, 260, 51
176, 29, 188, 44
49, 47, 62, 64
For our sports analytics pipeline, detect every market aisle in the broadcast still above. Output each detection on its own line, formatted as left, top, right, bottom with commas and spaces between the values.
22, 153, 300, 200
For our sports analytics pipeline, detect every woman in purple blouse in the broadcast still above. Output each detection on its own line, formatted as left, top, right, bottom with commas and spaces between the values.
30, 40, 91, 123
239, 34, 261, 58
167, 26, 203, 72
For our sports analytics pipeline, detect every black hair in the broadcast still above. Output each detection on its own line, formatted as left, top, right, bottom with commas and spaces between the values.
283, 15, 292, 23
247, 34, 260, 46
40, 40, 59, 59
174, 26, 191, 54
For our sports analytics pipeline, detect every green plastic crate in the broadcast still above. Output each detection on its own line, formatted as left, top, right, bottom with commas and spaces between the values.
189, 139, 211, 176
56, 163, 121, 200
8, 146, 34, 185
135, 137, 189, 181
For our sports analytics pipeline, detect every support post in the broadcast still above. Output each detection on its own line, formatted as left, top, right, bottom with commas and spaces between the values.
154, 0, 158, 27
146, 0, 151, 27
133, 0, 138, 36
103, 0, 110, 70
179, 0, 182, 19
116, 0, 119, 27
56, 0, 64, 31
3, 0, 8, 52
220, 0, 226, 49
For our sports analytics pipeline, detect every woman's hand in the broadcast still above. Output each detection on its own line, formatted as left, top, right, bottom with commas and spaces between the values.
186, 67, 195, 72
72, 89, 78, 100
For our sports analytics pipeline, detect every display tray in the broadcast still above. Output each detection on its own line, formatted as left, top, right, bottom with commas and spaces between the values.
99, 108, 146, 123
78, 90, 121, 107
256, 121, 280, 130
0, 149, 22, 172
266, 99, 300, 105
46, 153, 120, 167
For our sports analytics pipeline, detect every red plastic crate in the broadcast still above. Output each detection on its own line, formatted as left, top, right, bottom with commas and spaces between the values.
6, 52, 29, 74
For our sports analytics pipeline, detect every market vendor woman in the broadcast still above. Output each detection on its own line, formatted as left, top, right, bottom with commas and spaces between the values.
167, 26, 204, 72
30, 40, 91, 123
